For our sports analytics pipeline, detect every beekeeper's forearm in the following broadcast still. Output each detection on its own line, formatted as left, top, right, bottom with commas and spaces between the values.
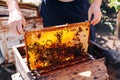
6, 0, 20, 12
91, 0, 102, 7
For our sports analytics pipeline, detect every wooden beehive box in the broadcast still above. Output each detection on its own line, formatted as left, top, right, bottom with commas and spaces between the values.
12, 41, 108, 80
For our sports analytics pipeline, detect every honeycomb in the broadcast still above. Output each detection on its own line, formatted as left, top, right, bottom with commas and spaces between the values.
24, 22, 90, 71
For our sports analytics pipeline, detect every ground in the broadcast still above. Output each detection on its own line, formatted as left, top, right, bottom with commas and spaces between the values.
95, 21, 120, 52
0, 64, 15, 80
95, 1, 120, 52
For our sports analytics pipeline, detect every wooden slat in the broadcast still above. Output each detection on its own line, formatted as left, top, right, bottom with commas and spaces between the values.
12, 44, 34, 80
11, 72, 24, 80
0, 0, 38, 10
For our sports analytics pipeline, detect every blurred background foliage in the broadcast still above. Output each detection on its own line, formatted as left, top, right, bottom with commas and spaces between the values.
93, 0, 117, 35
108, 0, 120, 12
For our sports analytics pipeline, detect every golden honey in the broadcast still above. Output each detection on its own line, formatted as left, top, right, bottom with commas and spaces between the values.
25, 22, 90, 71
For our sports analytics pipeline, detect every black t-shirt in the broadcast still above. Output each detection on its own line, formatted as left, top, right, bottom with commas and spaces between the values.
40, 0, 90, 26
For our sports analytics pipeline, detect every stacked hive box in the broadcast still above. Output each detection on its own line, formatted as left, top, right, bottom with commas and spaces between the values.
0, 3, 43, 63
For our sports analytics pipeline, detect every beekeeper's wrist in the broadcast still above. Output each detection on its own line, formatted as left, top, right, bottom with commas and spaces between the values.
91, 0, 102, 8
6, 0, 21, 13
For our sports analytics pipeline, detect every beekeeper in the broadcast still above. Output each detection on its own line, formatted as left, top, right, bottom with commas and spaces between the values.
6, 0, 102, 41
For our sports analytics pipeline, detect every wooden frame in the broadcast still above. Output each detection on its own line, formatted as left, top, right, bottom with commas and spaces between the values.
0, 0, 40, 17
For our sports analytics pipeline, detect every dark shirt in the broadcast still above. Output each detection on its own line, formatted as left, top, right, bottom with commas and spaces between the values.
40, 0, 90, 26
40, 0, 95, 41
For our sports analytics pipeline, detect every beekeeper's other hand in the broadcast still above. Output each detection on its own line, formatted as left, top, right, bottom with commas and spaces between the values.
6, 0, 26, 34
88, 0, 102, 26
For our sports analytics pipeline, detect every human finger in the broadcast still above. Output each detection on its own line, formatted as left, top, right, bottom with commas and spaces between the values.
9, 22, 19, 34
22, 17, 26, 30
90, 12, 99, 25
16, 21, 25, 34
88, 10, 92, 21
92, 12, 102, 25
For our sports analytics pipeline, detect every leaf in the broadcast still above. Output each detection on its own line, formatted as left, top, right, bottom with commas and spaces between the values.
117, 5, 120, 10
108, 0, 120, 12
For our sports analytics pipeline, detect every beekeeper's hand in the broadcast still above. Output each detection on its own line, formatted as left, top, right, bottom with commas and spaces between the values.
8, 11, 26, 34
88, 0, 102, 26
6, 0, 26, 34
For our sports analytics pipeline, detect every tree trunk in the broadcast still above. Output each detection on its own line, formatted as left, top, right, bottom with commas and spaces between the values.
116, 11, 120, 39
114, 10, 120, 45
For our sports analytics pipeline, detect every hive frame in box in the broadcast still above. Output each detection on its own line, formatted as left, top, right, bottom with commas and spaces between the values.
24, 22, 90, 71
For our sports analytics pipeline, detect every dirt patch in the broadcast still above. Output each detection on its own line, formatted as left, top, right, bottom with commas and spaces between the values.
95, 23, 120, 51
